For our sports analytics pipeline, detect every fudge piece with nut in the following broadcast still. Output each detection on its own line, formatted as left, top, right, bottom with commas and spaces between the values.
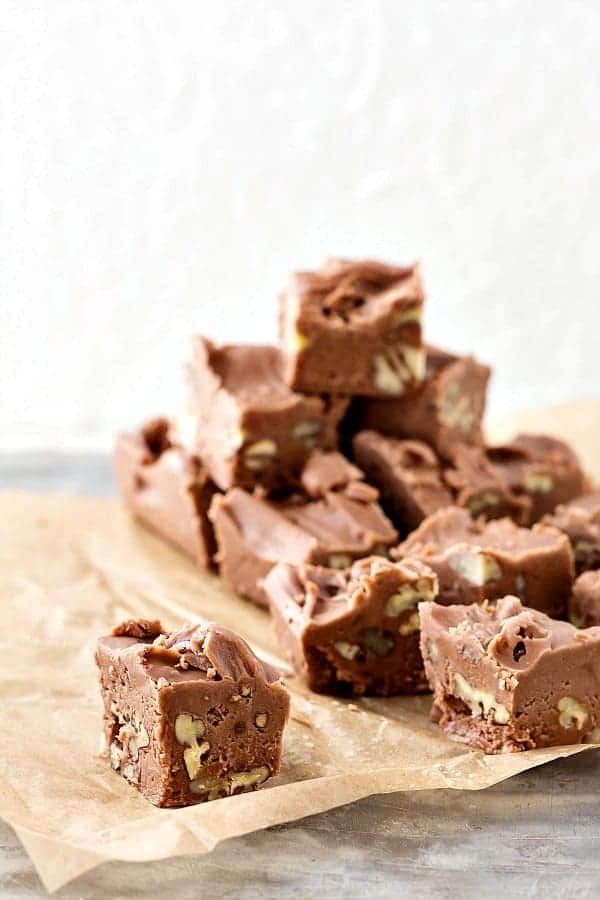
488, 434, 586, 525
96, 619, 289, 807
420, 596, 600, 753
279, 257, 425, 397
114, 417, 218, 568
393, 507, 574, 618
352, 431, 453, 533
444, 445, 530, 524
210, 479, 397, 608
265, 556, 438, 696
544, 491, 600, 574
186, 337, 348, 491
350, 346, 490, 461
569, 571, 600, 627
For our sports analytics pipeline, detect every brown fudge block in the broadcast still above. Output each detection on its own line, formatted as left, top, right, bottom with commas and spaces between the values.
187, 337, 348, 491
350, 345, 490, 461
114, 418, 218, 568
420, 596, 600, 753
352, 432, 453, 533
569, 571, 600, 627
544, 491, 600, 574
488, 434, 587, 524
96, 619, 289, 807
393, 507, 574, 618
265, 556, 438, 696
279, 257, 425, 397
210, 468, 398, 608
444, 445, 530, 524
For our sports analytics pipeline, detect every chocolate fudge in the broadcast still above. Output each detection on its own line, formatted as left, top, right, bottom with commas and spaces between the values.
488, 434, 586, 524
279, 257, 425, 397
265, 556, 438, 696
393, 507, 574, 618
444, 445, 530, 524
96, 619, 290, 807
352, 431, 453, 533
569, 571, 600, 627
420, 596, 600, 753
187, 337, 348, 491
350, 346, 490, 461
210, 478, 398, 608
544, 491, 600, 573
114, 418, 218, 568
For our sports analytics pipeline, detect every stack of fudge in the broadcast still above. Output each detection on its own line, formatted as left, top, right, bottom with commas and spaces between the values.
103, 256, 600, 805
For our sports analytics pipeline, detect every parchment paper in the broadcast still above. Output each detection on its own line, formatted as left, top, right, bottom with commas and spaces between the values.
1, 402, 599, 893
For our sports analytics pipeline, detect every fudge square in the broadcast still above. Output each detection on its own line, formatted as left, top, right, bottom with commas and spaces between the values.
544, 491, 600, 574
210, 478, 397, 608
420, 596, 600, 753
350, 345, 490, 461
279, 257, 425, 397
114, 417, 218, 568
569, 571, 600, 628
96, 619, 290, 807
352, 431, 453, 533
187, 337, 348, 491
488, 434, 586, 525
393, 507, 574, 618
444, 444, 530, 524
264, 556, 438, 696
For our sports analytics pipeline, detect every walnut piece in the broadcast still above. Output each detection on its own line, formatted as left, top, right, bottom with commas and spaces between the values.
293, 420, 321, 446
373, 346, 423, 395
244, 439, 278, 471
558, 696, 588, 730
398, 611, 420, 635
190, 765, 270, 800
333, 640, 361, 661
328, 553, 352, 570
361, 628, 395, 657
523, 472, 554, 494
385, 578, 437, 617
453, 673, 510, 724
175, 714, 210, 780
254, 713, 268, 730
449, 550, 502, 586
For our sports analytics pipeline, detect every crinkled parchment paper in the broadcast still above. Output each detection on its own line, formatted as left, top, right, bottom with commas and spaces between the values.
1, 403, 599, 892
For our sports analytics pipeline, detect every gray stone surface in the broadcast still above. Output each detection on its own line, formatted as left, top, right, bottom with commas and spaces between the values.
1, 452, 600, 899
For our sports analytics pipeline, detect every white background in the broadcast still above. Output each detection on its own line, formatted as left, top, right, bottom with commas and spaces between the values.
2, 0, 599, 450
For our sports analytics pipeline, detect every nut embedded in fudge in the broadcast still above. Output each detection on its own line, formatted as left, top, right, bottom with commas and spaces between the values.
114, 417, 218, 568
544, 491, 600, 574
352, 431, 454, 533
349, 345, 490, 461
419, 596, 600, 753
209, 466, 398, 608
279, 257, 425, 397
264, 556, 438, 696
186, 337, 348, 492
96, 619, 290, 807
569, 571, 600, 627
393, 507, 574, 618
444, 445, 530, 524
488, 434, 587, 525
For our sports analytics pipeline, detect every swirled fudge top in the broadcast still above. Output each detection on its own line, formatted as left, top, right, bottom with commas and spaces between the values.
99, 619, 282, 686
420, 595, 600, 670
289, 258, 423, 326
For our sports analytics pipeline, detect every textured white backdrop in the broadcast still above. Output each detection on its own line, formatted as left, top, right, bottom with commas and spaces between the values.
1, 0, 599, 449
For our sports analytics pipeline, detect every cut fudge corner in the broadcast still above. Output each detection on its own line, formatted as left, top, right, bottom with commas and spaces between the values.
263, 554, 439, 697
96, 618, 290, 807
419, 595, 600, 754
